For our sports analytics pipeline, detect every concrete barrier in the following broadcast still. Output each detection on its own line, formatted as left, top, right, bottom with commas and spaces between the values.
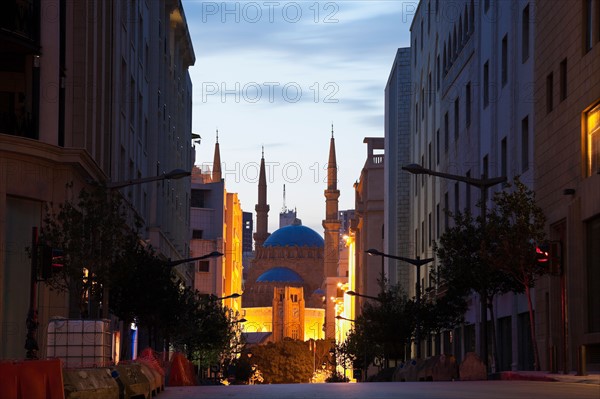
115, 363, 151, 399
393, 359, 421, 382
0, 359, 65, 399
459, 352, 487, 380
63, 368, 119, 399
432, 354, 459, 381
137, 362, 161, 396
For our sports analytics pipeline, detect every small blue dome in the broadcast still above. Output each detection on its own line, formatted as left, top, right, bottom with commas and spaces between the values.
256, 267, 304, 284
263, 219, 324, 248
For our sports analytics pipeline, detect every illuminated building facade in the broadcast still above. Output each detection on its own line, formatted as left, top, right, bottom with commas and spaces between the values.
190, 138, 243, 312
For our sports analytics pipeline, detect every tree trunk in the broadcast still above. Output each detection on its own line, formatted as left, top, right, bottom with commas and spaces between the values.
488, 297, 500, 372
525, 284, 540, 371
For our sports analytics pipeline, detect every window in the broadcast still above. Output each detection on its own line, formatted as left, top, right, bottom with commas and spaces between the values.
483, 61, 490, 108
428, 73, 432, 105
466, 82, 472, 125
560, 58, 567, 101
585, 0, 593, 52
586, 103, 600, 176
466, 170, 471, 214
522, 116, 529, 173
437, 55, 441, 90
522, 5, 530, 62
501, 138, 507, 178
444, 112, 449, 153
587, 216, 600, 332
421, 20, 424, 50
546, 73, 554, 113
454, 182, 459, 217
436, 203, 440, 238
454, 97, 460, 140
421, 220, 425, 252
436, 129, 440, 165
444, 192, 449, 231
484, 0, 490, 13
422, 88, 425, 119
192, 229, 203, 239
415, 103, 419, 134
198, 261, 209, 273
428, 212, 432, 246
428, 142, 432, 169
191, 189, 205, 207
501, 34, 508, 86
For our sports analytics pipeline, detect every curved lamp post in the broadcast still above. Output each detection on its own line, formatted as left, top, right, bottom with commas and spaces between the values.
345, 290, 382, 302
366, 248, 434, 359
402, 163, 506, 369
105, 168, 191, 189
165, 251, 223, 267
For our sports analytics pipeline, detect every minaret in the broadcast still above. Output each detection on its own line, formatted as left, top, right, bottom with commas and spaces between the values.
254, 147, 270, 248
212, 129, 222, 182
322, 125, 341, 338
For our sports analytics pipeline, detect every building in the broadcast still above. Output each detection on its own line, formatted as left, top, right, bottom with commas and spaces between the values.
0, 0, 194, 360
407, 0, 535, 369
384, 48, 412, 293
242, 132, 344, 343
190, 138, 243, 312
353, 137, 385, 307
533, 0, 600, 372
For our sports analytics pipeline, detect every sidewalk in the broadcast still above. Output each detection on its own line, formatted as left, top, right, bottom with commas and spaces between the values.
493, 370, 600, 385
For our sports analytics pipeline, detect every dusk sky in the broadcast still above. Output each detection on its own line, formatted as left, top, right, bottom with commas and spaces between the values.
184, 1, 413, 233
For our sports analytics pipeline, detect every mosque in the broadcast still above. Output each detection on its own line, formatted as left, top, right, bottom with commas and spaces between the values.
241, 131, 341, 344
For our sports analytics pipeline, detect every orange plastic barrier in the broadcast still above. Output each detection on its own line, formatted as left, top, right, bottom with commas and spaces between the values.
0, 359, 65, 399
167, 352, 196, 386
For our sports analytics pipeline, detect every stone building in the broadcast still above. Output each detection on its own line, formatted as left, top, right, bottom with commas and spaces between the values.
533, 0, 600, 372
0, 0, 195, 360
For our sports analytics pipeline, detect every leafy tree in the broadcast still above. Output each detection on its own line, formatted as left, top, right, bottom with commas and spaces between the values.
248, 338, 314, 384
433, 208, 519, 369
40, 183, 143, 318
170, 290, 236, 370
485, 178, 547, 370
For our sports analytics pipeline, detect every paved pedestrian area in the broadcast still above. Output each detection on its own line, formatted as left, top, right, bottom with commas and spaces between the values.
158, 379, 600, 399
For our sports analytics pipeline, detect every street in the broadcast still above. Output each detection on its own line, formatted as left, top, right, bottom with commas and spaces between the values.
159, 381, 600, 399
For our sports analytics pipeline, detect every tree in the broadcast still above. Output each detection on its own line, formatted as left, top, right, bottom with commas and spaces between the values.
247, 339, 315, 384
485, 177, 547, 370
40, 183, 143, 318
434, 208, 519, 369
170, 290, 236, 371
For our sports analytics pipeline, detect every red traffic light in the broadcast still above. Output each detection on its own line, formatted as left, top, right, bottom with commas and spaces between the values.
536, 246, 549, 263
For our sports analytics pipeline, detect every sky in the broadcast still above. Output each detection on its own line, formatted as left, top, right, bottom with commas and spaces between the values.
184, 0, 413, 234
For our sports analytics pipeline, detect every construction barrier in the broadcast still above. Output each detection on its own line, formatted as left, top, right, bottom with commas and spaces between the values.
0, 358, 65, 399
138, 362, 161, 396
167, 352, 196, 386
115, 363, 151, 399
63, 368, 119, 399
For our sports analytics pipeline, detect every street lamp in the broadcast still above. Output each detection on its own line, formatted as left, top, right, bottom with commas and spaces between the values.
366, 248, 434, 359
165, 251, 223, 267
105, 168, 191, 189
402, 163, 506, 369
214, 293, 241, 301
345, 290, 382, 302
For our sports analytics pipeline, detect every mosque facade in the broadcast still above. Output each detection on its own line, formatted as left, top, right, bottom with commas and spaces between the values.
242, 133, 341, 344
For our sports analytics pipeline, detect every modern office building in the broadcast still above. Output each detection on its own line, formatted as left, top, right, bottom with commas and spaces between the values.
533, 0, 600, 372
384, 47, 412, 294
407, 0, 535, 369
0, 0, 195, 360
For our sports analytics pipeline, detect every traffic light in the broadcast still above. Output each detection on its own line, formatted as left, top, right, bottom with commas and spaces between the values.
41, 246, 64, 279
536, 241, 562, 275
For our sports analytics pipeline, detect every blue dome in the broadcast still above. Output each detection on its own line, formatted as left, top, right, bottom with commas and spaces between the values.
256, 267, 304, 284
263, 220, 324, 248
